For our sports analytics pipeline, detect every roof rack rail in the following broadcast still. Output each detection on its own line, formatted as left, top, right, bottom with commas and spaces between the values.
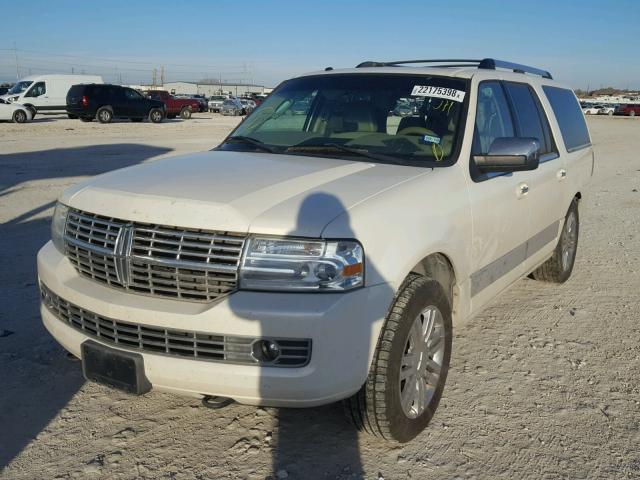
355, 58, 553, 79
477, 59, 552, 79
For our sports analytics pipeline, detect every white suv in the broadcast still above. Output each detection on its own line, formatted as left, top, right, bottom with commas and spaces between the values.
38, 58, 593, 443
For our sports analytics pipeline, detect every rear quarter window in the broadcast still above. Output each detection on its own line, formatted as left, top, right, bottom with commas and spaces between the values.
542, 86, 591, 152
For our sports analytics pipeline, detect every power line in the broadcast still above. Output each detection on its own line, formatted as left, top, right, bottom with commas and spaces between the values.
0, 47, 255, 71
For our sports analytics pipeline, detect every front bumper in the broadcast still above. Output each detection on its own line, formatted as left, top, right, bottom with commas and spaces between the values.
37, 241, 393, 407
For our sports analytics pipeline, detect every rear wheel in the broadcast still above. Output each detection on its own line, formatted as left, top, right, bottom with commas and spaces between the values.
630, 111, 636, 117
344, 274, 452, 443
12, 109, 27, 123
97, 107, 113, 124
530, 198, 579, 283
180, 107, 192, 119
149, 108, 164, 123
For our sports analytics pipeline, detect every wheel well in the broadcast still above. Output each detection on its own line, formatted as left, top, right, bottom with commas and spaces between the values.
410, 253, 457, 310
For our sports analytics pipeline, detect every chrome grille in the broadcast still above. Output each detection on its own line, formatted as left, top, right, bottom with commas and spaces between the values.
41, 283, 312, 367
64, 209, 246, 302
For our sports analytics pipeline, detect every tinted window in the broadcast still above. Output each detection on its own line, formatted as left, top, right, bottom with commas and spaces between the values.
125, 89, 142, 100
542, 86, 591, 152
504, 83, 555, 155
473, 81, 515, 154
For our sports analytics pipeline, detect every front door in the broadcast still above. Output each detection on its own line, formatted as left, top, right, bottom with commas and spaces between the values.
22, 81, 47, 109
467, 80, 532, 314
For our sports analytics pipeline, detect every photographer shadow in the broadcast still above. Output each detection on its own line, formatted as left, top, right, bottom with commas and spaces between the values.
228, 192, 395, 479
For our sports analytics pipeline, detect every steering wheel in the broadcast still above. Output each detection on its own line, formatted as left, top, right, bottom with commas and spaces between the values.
396, 126, 438, 137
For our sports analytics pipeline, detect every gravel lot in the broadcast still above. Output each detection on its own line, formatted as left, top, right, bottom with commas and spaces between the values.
1, 114, 639, 479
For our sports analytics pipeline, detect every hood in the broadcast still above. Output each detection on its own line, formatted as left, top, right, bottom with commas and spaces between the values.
62, 151, 430, 237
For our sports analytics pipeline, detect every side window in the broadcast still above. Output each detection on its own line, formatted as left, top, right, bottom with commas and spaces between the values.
473, 81, 515, 155
25, 82, 46, 98
504, 83, 555, 155
125, 89, 142, 100
542, 86, 591, 152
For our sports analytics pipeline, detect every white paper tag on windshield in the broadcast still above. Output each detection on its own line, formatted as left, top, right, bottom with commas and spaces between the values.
411, 85, 466, 102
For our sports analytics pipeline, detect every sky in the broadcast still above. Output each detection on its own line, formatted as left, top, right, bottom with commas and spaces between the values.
1, 0, 639, 90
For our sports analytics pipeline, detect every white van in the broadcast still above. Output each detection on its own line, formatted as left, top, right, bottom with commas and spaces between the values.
1, 74, 103, 117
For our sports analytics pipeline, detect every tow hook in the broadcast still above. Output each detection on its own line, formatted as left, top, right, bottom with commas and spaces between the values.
202, 395, 234, 409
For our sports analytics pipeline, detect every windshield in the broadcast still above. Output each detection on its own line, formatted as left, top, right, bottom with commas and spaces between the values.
221, 74, 468, 165
8, 81, 33, 95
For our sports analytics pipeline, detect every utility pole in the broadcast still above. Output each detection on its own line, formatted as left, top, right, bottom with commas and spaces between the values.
152, 68, 157, 88
160, 65, 165, 86
13, 42, 19, 80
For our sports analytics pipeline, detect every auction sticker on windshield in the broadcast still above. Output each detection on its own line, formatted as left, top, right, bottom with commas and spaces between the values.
411, 85, 466, 102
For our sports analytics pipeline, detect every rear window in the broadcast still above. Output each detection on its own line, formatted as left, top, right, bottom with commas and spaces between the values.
542, 86, 591, 152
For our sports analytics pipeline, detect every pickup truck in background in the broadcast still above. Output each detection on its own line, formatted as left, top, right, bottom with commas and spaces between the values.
144, 90, 199, 119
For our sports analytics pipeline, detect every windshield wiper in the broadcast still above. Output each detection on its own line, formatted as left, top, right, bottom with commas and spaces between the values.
286, 143, 406, 165
222, 136, 279, 153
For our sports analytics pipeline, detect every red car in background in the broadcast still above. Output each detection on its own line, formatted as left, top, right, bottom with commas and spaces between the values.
616, 104, 640, 117
144, 90, 199, 119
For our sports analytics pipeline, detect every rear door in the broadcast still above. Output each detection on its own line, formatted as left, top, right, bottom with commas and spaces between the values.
467, 80, 531, 313
503, 82, 566, 273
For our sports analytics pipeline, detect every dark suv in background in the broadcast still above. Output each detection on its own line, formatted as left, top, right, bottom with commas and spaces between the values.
66, 84, 166, 123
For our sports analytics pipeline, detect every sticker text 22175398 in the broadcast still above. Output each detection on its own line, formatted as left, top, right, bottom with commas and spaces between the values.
411, 85, 466, 102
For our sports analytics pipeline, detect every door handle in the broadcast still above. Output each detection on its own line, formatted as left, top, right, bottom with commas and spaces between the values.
557, 169, 567, 180
517, 183, 530, 198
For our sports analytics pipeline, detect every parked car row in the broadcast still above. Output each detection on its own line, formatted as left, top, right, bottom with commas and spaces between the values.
581, 103, 640, 116
1, 73, 269, 124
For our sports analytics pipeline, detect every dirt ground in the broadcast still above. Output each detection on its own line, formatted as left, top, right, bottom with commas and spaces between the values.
1, 114, 639, 479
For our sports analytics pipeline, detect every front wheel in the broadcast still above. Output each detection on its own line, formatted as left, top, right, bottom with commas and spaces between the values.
630, 111, 636, 117
13, 109, 28, 123
149, 108, 164, 123
344, 274, 452, 443
531, 198, 579, 283
180, 107, 192, 119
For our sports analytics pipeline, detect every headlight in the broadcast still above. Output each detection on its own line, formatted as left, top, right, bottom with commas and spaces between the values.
239, 237, 364, 292
51, 202, 69, 254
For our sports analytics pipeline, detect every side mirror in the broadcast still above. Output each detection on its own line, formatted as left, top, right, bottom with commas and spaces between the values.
474, 137, 540, 173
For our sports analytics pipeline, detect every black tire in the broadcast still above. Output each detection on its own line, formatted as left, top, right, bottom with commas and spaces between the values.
130, 118, 143, 123
530, 198, 579, 283
96, 107, 113, 124
12, 109, 28, 124
180, 107, 191, 119
344, 274, 452, 443
80, 117, 93, 122
67, 114, 78, 119
149, 108, 164, 123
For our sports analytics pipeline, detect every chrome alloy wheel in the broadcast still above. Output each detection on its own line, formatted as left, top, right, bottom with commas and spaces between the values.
399, 305, 445, 419
561, 211, 578, 271
151, 110, 162, 122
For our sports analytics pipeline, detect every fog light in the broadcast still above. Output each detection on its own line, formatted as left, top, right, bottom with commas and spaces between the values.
251, 339, 281, 363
